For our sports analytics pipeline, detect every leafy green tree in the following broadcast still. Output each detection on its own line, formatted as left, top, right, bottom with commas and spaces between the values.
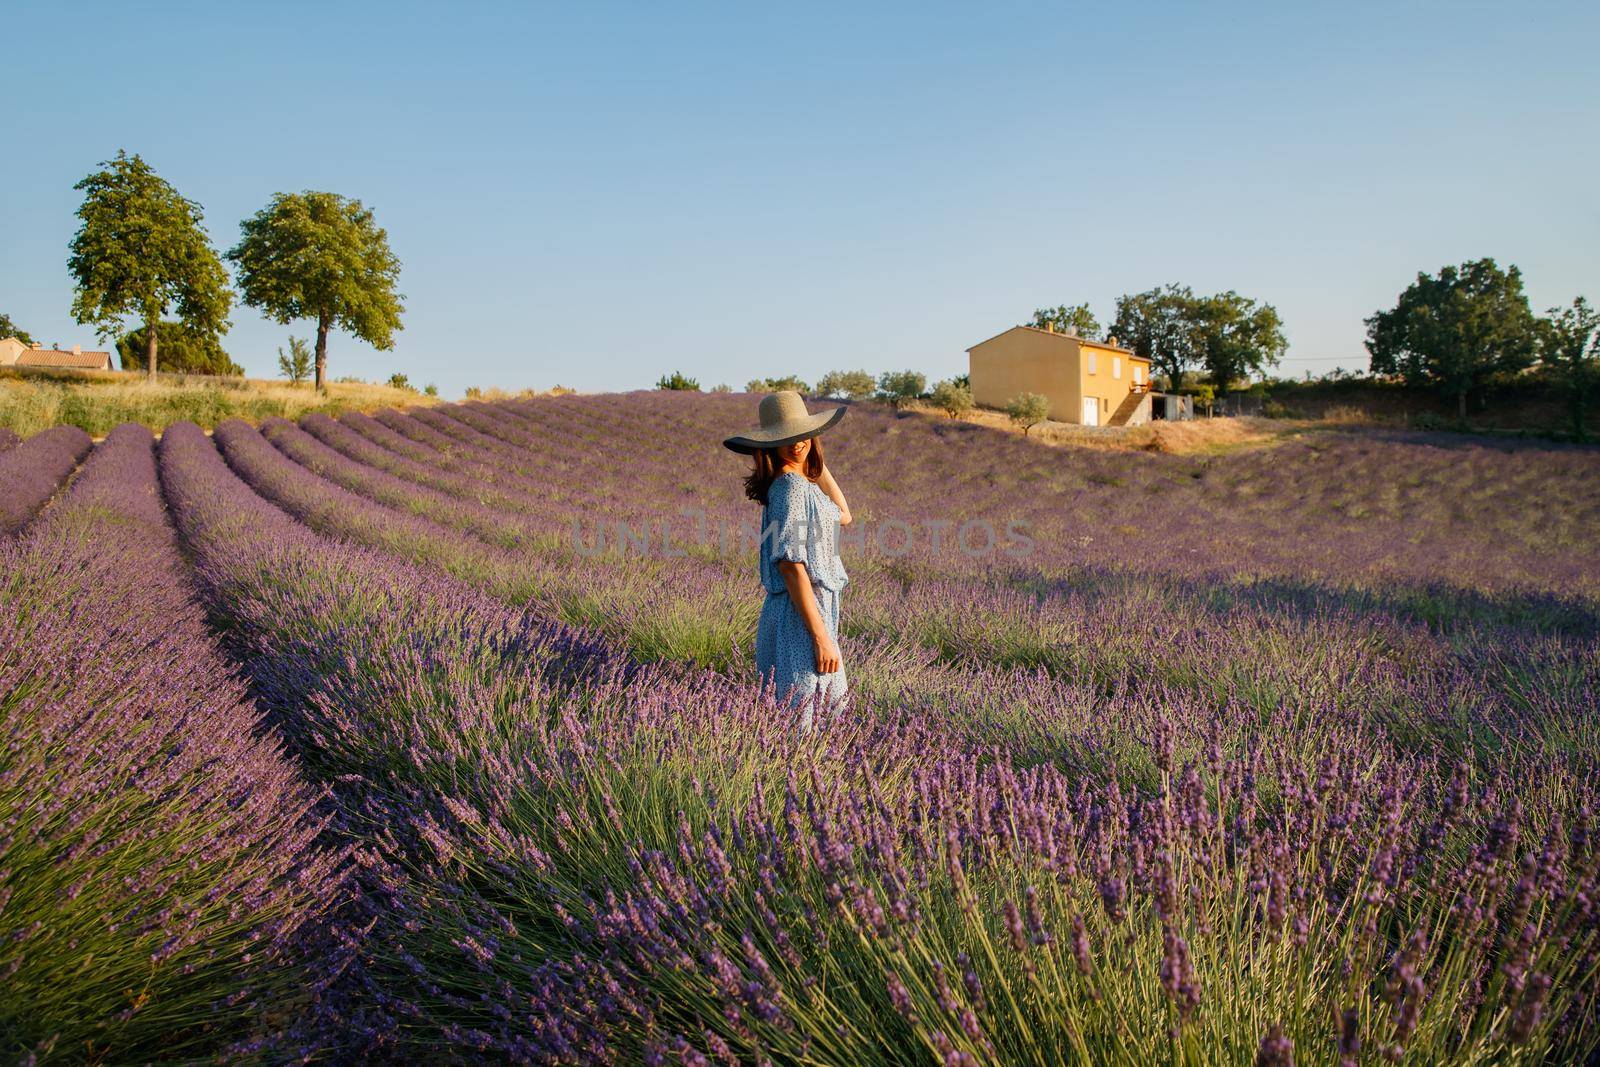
229, 191, 404, 392
1030, 303, 1100, 340
709, 383, 732, 393
1365, 258, 1538, 421
1540, 296, 1599, 441
117, 320, 244, 376
278, 336, 313, 385
1111, 284, 1200, 392
876, 370, 926, 409
930, 378, 974, 419
746, 375, 810, 394
424, 383, 439, 397
816, 369, 877, 400
0, 313, 33, 344
656, 370, 701, 391
1004, 392, 1051, 435
68, 151, 232, 378
388, 372, 413, 391
1191, 291, 1287, 396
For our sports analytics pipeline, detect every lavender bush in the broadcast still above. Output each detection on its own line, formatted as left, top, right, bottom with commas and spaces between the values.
0, 424, 346, 1061
0, 423, 91, 534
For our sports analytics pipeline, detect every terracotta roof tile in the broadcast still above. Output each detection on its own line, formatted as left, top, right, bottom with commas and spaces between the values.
16, 349, 113, 369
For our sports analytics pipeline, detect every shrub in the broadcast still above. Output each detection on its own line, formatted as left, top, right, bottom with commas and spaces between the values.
656, 371, 701, 391
710, 382, 732, 393
424, 383, 439, 397
877, 370, 927, 409
118, 320, 245, 376
1321, 404, 1370, 424
930, 378, 974, 418
817, 369, 877, 400
1004, 391, 1051, 434
388, 372, 414, 391
746, 375, 810, 394
278, 336, 312, 385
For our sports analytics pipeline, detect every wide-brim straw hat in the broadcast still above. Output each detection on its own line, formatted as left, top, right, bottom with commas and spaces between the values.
722, 390, 846, 454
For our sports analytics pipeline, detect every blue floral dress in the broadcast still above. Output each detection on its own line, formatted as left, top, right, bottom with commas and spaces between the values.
755, 472, 849, 716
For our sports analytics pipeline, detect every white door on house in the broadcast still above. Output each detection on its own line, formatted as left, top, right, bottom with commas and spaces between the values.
1081, 397, 1099, 426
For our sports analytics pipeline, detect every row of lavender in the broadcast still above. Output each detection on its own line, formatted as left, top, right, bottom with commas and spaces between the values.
0, 425, 345, 1060
169, 404, 1600, 1059
0, 425, 92, 534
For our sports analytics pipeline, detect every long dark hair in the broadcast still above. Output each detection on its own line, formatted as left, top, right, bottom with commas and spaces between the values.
744, 437, 824, 504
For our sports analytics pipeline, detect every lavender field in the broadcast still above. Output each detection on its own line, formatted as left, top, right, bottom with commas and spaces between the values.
3, 391, 1598, 1064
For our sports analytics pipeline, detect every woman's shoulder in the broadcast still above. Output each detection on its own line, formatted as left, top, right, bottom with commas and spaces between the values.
767, 471, 824, 512
770, 470, 810, 494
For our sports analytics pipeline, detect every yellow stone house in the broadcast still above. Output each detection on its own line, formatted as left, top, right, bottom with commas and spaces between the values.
966, 324, 1154, 426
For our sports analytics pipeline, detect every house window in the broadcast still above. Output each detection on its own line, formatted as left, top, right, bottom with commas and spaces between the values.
1086, 352, 1098, 374
1113, 357, 1122, 379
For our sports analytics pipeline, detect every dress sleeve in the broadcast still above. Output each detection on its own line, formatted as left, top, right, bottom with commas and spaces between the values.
762, 475, 814, 567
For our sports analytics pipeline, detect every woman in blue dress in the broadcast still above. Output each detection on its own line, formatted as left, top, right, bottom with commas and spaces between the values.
723, 391, 852, 726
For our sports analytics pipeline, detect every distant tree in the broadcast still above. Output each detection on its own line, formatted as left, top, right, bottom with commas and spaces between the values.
816, 369, 877, 400
876, 370, 926, 409
424, 382, 439, 397
277, 336, 313, 385
229, 191, 404, 392
1189, 382, 1216, 417
68, 151, 232, 378
1030, 303, 1101, 340
930, 378, 974, 419
656, 370, 701, 391
1191, 291, 1287, 396
1540, 295, 1599, 441
1004, 392, 1051, 435
1111, 284, 1200, 392
0, 313, 33, 344
1365, 259, 1538, 421
118, 320, 244, 376
388, 372, 413, 391
709, 382, 732, 393
746, 375, 810, 394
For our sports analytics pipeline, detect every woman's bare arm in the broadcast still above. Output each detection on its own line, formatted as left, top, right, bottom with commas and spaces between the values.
817, 464, 851, 525
777, 560, 842, 674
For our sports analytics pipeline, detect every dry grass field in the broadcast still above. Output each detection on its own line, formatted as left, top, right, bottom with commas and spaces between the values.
905, 399, 1312, 454
0, 366, 440, 438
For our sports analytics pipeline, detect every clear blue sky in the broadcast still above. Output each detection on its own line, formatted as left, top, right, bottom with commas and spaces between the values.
3, 2, 1596, 398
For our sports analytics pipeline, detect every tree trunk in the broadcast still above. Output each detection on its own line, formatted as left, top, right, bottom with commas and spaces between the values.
1456, 388, 1467, 423
314, 314, 331, 393
146, 319, 158, 379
